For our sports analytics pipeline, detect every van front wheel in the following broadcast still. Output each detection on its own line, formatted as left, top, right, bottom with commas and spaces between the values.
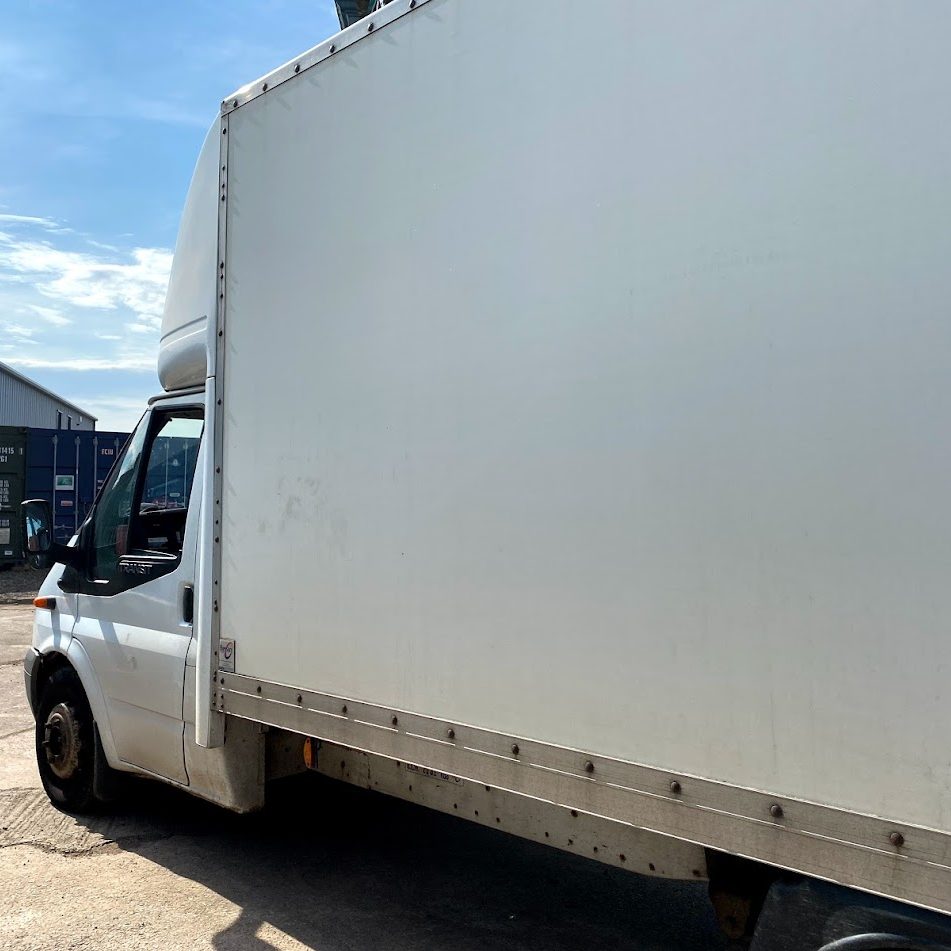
35, 667, 102, 813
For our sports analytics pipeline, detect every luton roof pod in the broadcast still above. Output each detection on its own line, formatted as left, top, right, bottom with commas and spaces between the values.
158, 123, 219, 393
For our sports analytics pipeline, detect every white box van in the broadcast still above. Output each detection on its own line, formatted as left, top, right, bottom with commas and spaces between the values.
22, 2, 951, 945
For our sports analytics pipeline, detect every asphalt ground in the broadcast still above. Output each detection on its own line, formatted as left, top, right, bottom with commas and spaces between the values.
0, 601, 726, 950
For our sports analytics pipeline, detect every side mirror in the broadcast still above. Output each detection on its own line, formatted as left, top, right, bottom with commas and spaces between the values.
22, 499, 52, 564
21, 499, 82, 571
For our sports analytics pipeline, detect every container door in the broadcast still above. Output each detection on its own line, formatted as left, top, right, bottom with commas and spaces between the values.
0, 475, 23, 562
0, 430, 27, 565
67, 404, 203, 784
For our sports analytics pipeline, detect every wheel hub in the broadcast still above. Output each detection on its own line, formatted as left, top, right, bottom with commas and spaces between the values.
42, 702, 82, 780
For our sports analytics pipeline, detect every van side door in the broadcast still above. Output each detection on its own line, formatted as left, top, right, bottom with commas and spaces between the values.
65, 402, 203, 784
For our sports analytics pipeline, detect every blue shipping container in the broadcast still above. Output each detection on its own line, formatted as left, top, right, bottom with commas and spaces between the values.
25, 428, 131, 542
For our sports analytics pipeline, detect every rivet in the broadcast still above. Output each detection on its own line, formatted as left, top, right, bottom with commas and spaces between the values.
511, 743, 519, 756
669, 780, 682, 794
222, 127, 227, 134
367, 22, 374, 31
221, 195, 226, 201
217, 399, 222, 406
769, 803, 784, 819
889, 831, 905, 848
262, 83, 268, 92
570, 809, 578, 818
296, 695, 302, 704
218, 330, 223, 337
256, 685, 262, 694
232, 100, 237, 108
391, 715, 398, 726
216, 467, 221, 474
294, 64, 301, 73
410, 0, 416, 6
329, 44, 336, 53
584, 760, 595, 774
341, 704, 347, 714
446, 728, 455, 740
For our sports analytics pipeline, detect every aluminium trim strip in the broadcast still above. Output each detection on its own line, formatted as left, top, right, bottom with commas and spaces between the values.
316, 742, 709, 880
198, 111, 231, 749
218, 672, 951, 916
220, 0, 432, 115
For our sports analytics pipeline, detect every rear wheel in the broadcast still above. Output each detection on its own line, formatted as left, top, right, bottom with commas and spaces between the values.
35, 667, 105, 813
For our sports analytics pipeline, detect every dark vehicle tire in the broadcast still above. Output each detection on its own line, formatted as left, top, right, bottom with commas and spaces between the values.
35, 666, 108, 813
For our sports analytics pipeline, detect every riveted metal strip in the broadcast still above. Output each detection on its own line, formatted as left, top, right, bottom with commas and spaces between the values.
212, 111, 229, 635
221, 0, 432, 115
217, 672, 951, 916
203, 112, 230, 745
316, 742, 708, 881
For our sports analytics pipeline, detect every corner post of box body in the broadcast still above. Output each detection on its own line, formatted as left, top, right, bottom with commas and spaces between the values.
196, 107, 230, 748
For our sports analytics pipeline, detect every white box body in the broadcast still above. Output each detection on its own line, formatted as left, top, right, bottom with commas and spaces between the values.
214, 0, 951, 842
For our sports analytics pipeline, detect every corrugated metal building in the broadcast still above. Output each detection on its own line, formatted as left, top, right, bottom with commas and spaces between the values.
0, 361, 96, 431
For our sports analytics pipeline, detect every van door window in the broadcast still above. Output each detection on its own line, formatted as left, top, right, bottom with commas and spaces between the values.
89, 418, 150, 581
132, 414, 203, 557
88, 407, 203, 589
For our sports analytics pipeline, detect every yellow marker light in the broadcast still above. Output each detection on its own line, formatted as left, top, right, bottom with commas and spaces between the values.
33, 597, 57, 610
303, 737, 315, 769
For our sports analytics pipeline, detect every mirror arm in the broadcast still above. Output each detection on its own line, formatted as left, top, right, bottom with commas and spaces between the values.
29, 541, 85, 573
49, 541, 85, 570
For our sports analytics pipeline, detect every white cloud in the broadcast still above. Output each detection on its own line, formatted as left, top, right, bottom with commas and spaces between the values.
4, 322, 35, 339
0, 213, 61, 229
28, 303, 71, 326
0, 233, 172, 332
5, 355, 155, 372
0, 216, 172, 385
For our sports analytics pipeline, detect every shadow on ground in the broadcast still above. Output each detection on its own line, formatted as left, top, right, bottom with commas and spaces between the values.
75, 772, 726, 951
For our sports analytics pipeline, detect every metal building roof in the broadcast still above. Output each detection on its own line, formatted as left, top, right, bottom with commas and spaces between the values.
0, 361, 97, 421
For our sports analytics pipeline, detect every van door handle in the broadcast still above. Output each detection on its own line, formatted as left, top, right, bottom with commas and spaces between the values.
182, 585, 194, 624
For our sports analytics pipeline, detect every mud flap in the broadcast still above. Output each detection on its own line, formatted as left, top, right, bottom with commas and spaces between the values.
91, 723, 121, 802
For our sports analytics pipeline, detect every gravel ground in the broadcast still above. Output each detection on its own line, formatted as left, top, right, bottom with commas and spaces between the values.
0, 566, 39, 604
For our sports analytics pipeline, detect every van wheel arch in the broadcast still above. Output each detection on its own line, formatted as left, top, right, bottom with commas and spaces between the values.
33, 657, 122, 812
32, 650, 74, 708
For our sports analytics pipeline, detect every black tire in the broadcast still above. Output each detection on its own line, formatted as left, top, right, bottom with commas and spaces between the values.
35, 667, 102, 813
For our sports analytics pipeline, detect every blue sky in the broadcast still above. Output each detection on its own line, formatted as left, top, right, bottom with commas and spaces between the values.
1, 0, 340, 431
